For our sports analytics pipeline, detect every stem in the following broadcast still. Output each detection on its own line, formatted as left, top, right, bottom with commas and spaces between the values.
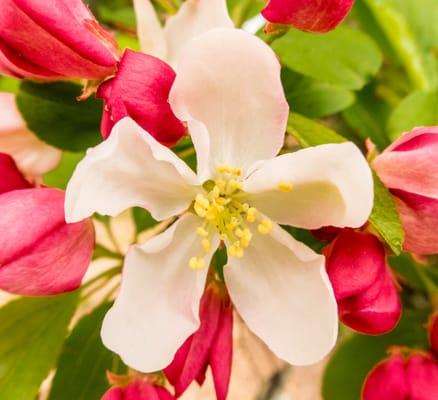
257, 365, 291, 400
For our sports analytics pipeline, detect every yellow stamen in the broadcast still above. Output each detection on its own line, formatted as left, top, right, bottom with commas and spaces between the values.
202, 238, 211, 252
196, 227, 208, 237
189, 257, 205, 270
258, 219, 272, 235
277, 181, 293, 192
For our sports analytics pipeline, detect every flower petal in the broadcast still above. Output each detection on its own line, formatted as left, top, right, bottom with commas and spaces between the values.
393, 190, 438, 255
0, 153, 32, 194
0, 92, 61, 176
170, 29, 288, 175
65, 118, 198, 223
96, 49, 186, 145
406, 354, 438, 399
0, 188, 94, 295
133, 0, 167, 59
373, 127, 438, 199
224, 223, 338, 366
164, 0, 233, 67
362, 354, 409, 400
101, 214, 219, 372
244, 142, 373, 229
262, 0, 354, 33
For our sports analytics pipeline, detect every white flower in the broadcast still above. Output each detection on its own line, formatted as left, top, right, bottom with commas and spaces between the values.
65, 29, 373, 372
133, 0, 233, 67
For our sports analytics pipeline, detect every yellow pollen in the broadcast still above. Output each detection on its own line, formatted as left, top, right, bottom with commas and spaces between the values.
258, 219, 272, 235
277, 181, 293, 192
189, 257, 205, 270
190, 164, 274, 264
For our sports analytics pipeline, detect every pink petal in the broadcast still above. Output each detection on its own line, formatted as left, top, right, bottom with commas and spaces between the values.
102, 387, 123, 400
262, 0, 354, 33
165, 284, 222, 397
209, 292, 233, 400
373, 127, 438, 199
0, 188, 95, 295
0, 0, 118, 79
96, 50, 185, 146
429, 313, 438, 357
339, 266, 401, 335
406, 353, 438, 400
392, 190, 438, 255
324, 230, 386, 301
124, 381, 160, 400
0, 153, 32, 194
362, 354, 409, 400
156, 387, 177, 400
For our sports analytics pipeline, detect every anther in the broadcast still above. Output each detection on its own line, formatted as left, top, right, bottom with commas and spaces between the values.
189, 257, 205, 270
258, 219, 272, 235
277, 181, 293, 193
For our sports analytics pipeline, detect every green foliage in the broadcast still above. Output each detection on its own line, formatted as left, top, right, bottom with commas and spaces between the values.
132, 207, 158, 233
43, 151, 84, 190
369, 173, 404, 255
0, 76, 20, 93
0, 292, 79, 400
272, 26, 382, 90
287, 113, 346, 147
387, 90, 438, 140
282, 69, 355, 118
49, 303, 126, 400
322, 310, 430, 400
16, 81, 102, 152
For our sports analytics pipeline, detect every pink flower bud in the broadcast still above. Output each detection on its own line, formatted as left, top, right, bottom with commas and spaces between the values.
102, 376, 175, 400
165, 280, 233, 400
324, 230, 401, 334
96, 50, 186, 146
0, 93, 61, 176
362, 353, 438, 400
373, 127, 438, 255
0, 153, 32, 194
0, 188, 94, 295
429, 313, 438, 356
0, 0, 119, 80
262, 0, 355, 33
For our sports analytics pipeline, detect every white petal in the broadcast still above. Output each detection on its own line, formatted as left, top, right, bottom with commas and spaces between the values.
224, 223, 338, 366
133, 0, 167, 59
65, 118, 199, 223
101, 214, 219, 372
244, 142, 374, 229
170, 29, 289, 175
0, 92, 61, 176
164, 0, 233, 67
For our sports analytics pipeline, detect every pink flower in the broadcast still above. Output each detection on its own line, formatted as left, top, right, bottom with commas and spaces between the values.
262, 0, 355, 33
102, 376, 175, 400
165, 280, 233, 400
429, 313, 438, 357
324, 230, 401, 334
373, 127, 438, 255
0, 92, 61, 177
362, 353, 438, 400
96, 50, 185, 146
0, 0, 118, 80
0, 153, 94, 295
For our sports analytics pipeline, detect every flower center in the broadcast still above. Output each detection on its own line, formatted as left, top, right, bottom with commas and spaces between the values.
188, 165, 273, 270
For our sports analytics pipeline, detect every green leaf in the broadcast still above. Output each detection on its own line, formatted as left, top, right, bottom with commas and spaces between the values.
272, 26, 382, 90
287, 113, 346, 147
282, 69, 355, 118
43, 151, 84, 189
16, 81, 103, 152
0, 76, 20, 93
132, 208, 158, 233
322, 310, 430, 400
387, 90, 438, 140
342, 84, 391, 151
48, 303, 125, 400
369, 173, 404, 255
0, 292, 79, 400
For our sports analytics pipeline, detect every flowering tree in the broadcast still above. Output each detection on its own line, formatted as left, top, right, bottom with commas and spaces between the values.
0, 0, 437, 399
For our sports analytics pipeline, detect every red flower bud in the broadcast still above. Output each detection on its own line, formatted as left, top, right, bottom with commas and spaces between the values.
103, 377, 175, 400
373, 127, 438, 255
0, 152, 32, 194
262, 0, 355, 33
0, 0, 119, 80
97, 50, 186, 146
165, 280, 233, 400
324, 230, 401, 334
